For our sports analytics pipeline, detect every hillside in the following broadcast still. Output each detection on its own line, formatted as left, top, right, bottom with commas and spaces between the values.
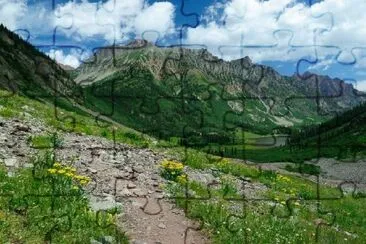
74, 40, 365, 143
217, 102, 366, 163
0, 24, 76, 99
289, 102, 366, 158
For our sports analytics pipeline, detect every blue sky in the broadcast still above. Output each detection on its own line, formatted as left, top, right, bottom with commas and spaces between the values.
1, 0, 366, 91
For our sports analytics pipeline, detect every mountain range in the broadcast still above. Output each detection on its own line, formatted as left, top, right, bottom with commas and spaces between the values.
73, 39, 365, 142
1, 24, 365, 145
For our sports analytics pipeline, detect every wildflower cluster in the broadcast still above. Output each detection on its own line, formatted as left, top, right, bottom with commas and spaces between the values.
47, 162, 91, 186
176, 174, 188, 185
160, 159, 184, 181
276, 175, 291, 183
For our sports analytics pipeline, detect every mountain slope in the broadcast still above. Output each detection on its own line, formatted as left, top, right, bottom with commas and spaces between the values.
0, 24, 76, 99
75, 40, 365, 142
288, 101, 366, 158
218, 102, 366, 163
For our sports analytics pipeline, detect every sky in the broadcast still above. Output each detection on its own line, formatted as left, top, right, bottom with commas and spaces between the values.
1, 0, 366, 91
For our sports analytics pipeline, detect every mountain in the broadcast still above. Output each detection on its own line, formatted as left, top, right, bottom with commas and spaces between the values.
74, 40, 365, 142
59, 63, 75, 71
0, 24, 76, 100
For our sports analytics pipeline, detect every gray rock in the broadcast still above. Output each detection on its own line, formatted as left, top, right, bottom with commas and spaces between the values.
134, 166, 144, 173
158, 223, 166, 229
89, 195, 121, 211
4, 158, 17, 167
133, 188, 148, 197
127, 183, 137, 189
120, 188, 133, 197
14, 124, 30, 132
24, 163, 34, 168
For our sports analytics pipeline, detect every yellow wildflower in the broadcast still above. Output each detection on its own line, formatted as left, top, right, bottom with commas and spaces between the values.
53, 162, 62, 168
57, 169, 66, 174
79, 180, 88, 185
47, 168, 57, 174
74, 175, 84, 180
177, 174, 188, 184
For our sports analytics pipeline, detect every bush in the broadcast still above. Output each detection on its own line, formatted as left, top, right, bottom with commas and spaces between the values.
160, 159, 184, 181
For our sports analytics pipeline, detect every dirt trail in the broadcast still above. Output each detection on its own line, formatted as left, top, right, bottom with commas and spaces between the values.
121, 198, 207, 244
0, 117, 209, 244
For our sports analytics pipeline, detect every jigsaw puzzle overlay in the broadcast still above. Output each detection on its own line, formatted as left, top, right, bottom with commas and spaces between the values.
1, 0, 366, 243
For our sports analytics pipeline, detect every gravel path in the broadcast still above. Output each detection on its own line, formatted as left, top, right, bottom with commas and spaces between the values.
0, 117, 209, 244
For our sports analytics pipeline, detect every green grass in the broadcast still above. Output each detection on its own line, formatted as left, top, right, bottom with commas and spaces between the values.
285, 163, 321, 176
0, 89, 151, 148
0, 152, 128, 243
164, 154, 366, 243
28, 133, 64, 149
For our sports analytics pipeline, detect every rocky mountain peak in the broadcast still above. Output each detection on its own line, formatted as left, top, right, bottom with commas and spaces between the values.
125, 39, 150, 48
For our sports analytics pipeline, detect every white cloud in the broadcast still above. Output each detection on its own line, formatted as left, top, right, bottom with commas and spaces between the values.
0, 0, 175, 44
0, 0, 27, 29
355, 80, 366, 92
309, 59, 334, 71
55, 0, 175, 43
47, 49, 81, 68
134, 2, 175, 36
185, 0, 366, 64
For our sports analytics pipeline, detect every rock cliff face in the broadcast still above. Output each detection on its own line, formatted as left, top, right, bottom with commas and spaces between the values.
75, 40, 364, 109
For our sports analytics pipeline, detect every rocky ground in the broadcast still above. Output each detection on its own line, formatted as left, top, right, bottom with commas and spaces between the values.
0, 116, 210, 244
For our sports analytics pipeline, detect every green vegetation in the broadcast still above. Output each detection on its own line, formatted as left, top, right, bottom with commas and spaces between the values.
80, 56, 325, 144
159, 159, 185, 181
164, 153, 366, 243
0, 152, 127, 243
28, 133, 64, 149
0, 89, 150, 148
206, 102, 366, 163
285, 163, 321, 176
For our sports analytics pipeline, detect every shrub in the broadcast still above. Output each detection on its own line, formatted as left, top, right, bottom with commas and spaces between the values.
160, 159, 184, 181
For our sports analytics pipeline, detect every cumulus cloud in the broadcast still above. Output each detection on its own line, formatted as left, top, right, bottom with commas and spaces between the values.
355, 80, 366, 92
185, 0, 366, 63
0, 0, 175, 44
47, 49, 81, 68
54, 0, 175, 43
0, 0, 27, 29
309, 58, 334, 71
